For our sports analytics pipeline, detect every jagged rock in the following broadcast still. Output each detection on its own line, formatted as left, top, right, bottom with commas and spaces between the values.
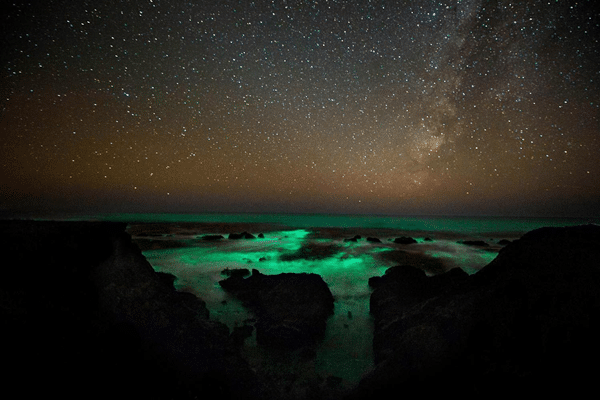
460, 240, 489, 246
231, 325, 254, 347
219, 269, 334, 348
221, 267, 251, 279
367, 275, 383, 288
344, 235, 362, 242
1, 220, 265, 400
350, 225, 600, 398
202, 234, 224, 241
393, 236, 417, 244
156, 271, 177, 288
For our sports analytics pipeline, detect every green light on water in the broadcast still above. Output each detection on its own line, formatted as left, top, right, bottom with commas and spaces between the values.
168, 229, 312, 267
426, 243, 498, 275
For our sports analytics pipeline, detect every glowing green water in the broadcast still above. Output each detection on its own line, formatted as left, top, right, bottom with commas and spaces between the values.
76, 212, 598, 235
130, 214, 599, 386
143, 230, 396, 383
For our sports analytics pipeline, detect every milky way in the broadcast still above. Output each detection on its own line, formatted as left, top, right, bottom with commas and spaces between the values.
2, 0, 599, 216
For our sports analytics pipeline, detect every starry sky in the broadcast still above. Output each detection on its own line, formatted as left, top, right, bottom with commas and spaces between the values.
2, 0, 599, 217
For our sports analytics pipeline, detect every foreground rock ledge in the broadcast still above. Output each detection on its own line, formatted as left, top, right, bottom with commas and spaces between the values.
220, 269, 335, 348
350, 224, 600, 398
1, 220, 265, 400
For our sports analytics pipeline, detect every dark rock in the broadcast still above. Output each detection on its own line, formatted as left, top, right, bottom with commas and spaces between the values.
368, 275, 383, 288
366, 237, 381, 243
376, 249, 448, 275
299, 347, 317, 360
460, 240, 489, 247
0, 220, 265, 400
219, 269, 335, 348
326, 375, 343, 387
498, 239, 512, 245
231, 325, 254, 347
369, 265, 430, 323
423, 237, 433, 242
258, 233, 265, 238
156, 271, 177, 289
174, 290, 211, 319
350, 224, 600, 398
344, 235, 362, 242
393, 236, 417, 244
202, 234, 225, 241
221, 268, 251, 279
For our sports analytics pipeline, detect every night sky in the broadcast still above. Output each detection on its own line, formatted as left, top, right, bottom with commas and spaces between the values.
2, 0, 599, 217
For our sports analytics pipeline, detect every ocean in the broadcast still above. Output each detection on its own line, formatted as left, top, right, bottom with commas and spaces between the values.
70, 213, 598, 386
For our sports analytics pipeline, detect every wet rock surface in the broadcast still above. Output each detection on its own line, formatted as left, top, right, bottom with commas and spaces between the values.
220, 269, 335, 349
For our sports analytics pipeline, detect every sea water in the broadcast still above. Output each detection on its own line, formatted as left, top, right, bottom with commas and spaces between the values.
73, 213, 599, 386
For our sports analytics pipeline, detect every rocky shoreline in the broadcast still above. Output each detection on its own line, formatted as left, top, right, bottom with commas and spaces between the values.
3, 220, 599, 399
349, 223, 600, 398
1, 220, 265, 399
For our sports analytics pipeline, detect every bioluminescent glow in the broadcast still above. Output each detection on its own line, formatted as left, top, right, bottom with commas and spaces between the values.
136, 220, 517, 384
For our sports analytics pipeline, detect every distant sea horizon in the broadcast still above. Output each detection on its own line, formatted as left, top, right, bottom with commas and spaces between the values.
42, 212, 600, 237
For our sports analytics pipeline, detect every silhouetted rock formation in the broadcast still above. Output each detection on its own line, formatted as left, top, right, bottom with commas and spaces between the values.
460, 239, 489, 246
10, 220, 598, 399
1, 220, 265, 400
231, 325, 254, 347
393, 236, 417, 244
202, 234, 225, 241
220, 269, 335, 348
368, 265, 469, 364
366, 237, 381, 243
222, 267, 251, 278
350, 224, 600, 398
